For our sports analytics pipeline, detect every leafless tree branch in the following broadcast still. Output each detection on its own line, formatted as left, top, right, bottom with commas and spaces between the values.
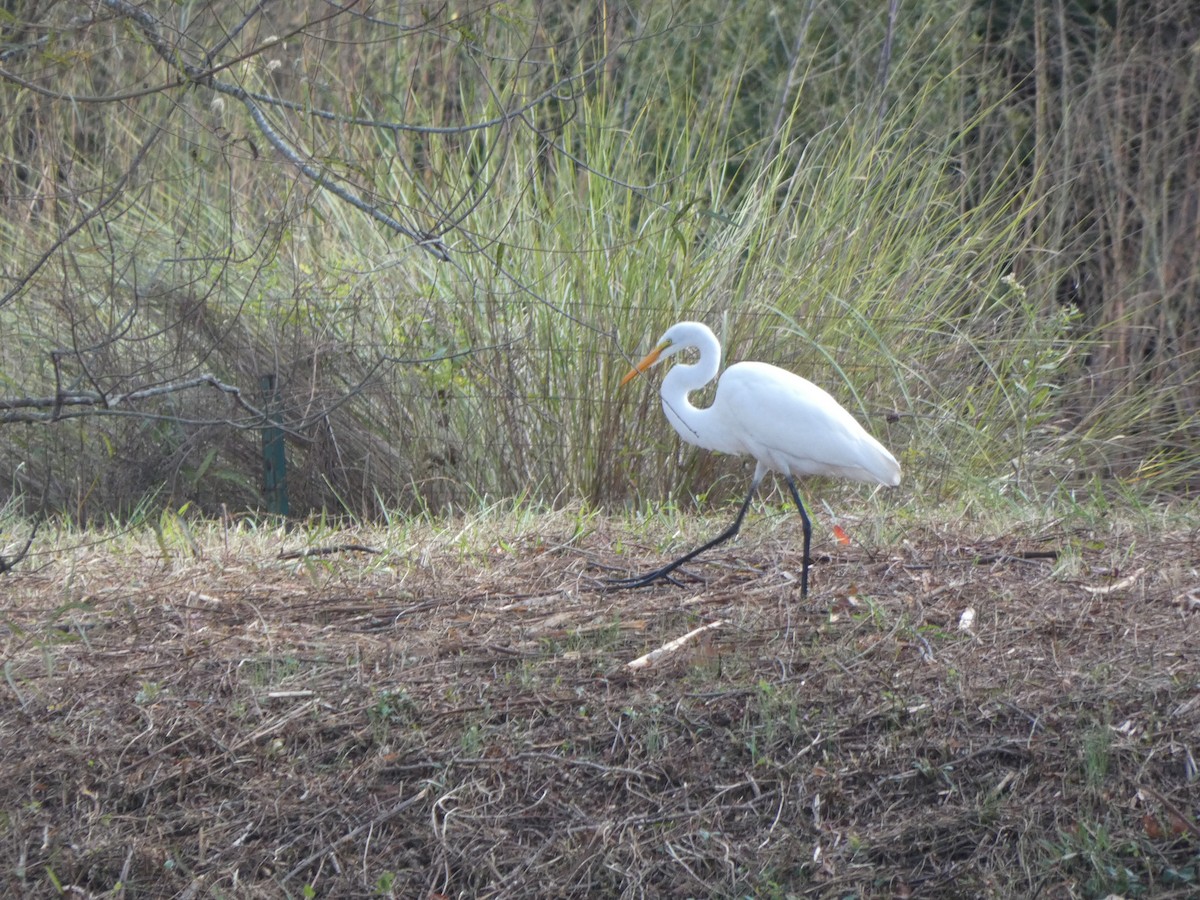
0, 117, 167, 310
89, 0, 452, 261
0, 518, 39, 575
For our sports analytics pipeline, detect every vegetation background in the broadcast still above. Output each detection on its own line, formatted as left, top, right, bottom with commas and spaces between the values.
1, 5, 1199, 898
2, 0, 1196, 523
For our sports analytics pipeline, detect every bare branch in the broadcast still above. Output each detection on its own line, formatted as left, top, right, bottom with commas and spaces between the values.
203, 0, 271, 64
0, 117, 167, 310
1, 374, 270, 424
0, 518, 39, 575
1, 342, 516, 431
92, 0, 451, 260
239, 99, 451, 261
216, 63, 602, 138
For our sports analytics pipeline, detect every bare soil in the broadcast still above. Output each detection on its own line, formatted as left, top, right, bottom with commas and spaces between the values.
2, 515, 1198, 898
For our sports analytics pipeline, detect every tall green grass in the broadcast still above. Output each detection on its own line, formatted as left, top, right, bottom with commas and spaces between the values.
0, 0, 1194, 519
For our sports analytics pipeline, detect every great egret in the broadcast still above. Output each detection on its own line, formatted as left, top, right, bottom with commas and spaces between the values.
613, 321, 900, 598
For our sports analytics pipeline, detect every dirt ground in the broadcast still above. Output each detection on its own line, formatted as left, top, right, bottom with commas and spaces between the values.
1, 513, 1198, 898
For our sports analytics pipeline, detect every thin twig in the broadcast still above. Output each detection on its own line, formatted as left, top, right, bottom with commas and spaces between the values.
0, 115, 167, 310
278, 544, 381, 560
0, 518, 40, 575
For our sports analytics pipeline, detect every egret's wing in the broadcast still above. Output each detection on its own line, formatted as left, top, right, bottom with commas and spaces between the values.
715, 362, 900, 485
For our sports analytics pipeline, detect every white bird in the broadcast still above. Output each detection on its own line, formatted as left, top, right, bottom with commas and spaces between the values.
613, 321, 900, 597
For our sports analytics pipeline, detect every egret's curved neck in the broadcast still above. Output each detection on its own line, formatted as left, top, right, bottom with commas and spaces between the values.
660, 328, 731, 452
663, 329, 720, 398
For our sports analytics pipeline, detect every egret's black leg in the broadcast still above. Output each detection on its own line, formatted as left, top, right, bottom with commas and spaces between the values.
784, 476, 813, 598
608, 479, 760, 589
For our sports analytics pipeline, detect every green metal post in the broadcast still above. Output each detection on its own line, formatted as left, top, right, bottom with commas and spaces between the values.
260, 374, 289, 516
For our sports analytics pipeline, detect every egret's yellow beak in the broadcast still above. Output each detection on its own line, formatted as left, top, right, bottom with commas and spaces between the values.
620, 343, 666, 387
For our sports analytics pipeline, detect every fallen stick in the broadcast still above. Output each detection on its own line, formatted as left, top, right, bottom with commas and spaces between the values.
278, 543, 380, 560
1081, 567, 1145, 596
626, 620, 726, 670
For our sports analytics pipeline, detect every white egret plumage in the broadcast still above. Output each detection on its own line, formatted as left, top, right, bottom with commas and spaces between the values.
613, 321, 900, 597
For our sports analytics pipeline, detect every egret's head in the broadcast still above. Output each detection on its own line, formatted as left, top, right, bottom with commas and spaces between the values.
620, 322, 709, 386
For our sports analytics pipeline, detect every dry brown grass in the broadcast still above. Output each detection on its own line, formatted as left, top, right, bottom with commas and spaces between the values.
2, 509, 1198, 898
